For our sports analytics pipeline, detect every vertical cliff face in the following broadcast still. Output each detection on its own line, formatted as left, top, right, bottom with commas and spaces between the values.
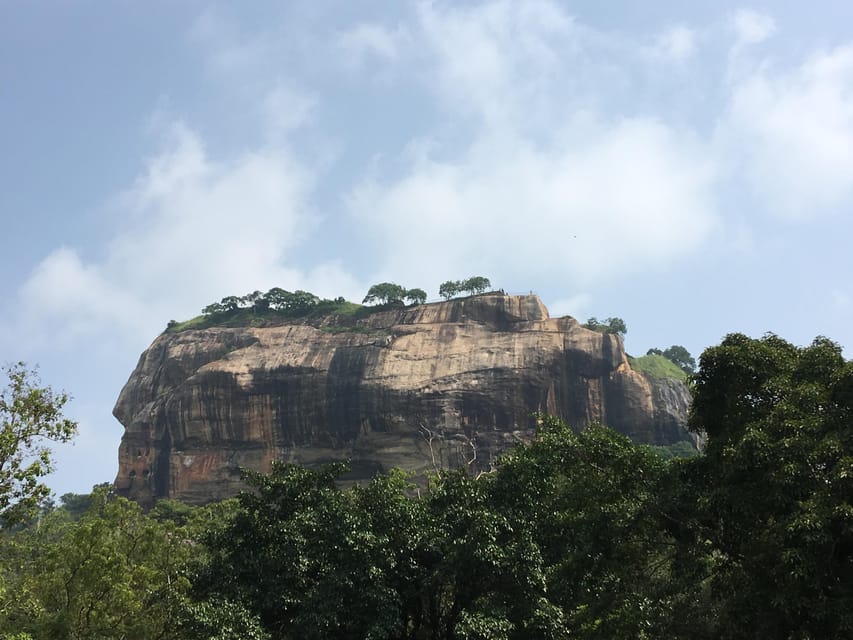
113, 294, 692, 505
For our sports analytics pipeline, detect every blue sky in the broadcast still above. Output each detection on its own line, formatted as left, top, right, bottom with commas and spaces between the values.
3, 1, 853, 496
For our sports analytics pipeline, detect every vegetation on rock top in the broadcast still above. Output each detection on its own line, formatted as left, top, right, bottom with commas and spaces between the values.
628, 353, 689, 381
166, 276, 495, 333
165, 288, 371, 334
582, 316, 627, 337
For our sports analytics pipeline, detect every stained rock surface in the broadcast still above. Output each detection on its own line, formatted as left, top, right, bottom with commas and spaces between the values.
114, 294, 692, 505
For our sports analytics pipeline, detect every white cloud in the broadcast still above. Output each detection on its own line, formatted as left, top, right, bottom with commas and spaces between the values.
648, 25, 697, 62
262, 84, 316, 136
730, 9, 776, 46
548, 293, 592, 320
18, 248, 149, 348
348, 2, 718, 290
339, 23, 406, 64
108, 122, 314, 300
351, 116, 716, 289
720, 45, 853, 217
12, 121, 358, 352
415, 0, 576, 125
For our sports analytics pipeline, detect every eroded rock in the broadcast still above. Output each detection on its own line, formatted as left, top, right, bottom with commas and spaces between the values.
114, 294, 692, 505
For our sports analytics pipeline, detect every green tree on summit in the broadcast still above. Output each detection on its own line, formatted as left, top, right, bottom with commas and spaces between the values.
461, 276, 491, 295
439, 276, 491, 299
261, 287, 291, 311
404, 288, 427, 305
584, 317, 627, 337
662, 345, 695, 374
220, 295, 243, 313
363, 283, 407, 305
439, 280, 461, 300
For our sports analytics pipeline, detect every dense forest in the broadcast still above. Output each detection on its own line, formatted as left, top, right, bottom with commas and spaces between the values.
1, 332, 851, 639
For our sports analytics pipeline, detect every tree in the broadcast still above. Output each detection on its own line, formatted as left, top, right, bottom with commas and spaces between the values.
288, 290, 320, 311
604, 317, 627, 336
0, 363, 77, 525
1, 486, 193, 639
194, 463, 412, 639
261, 287, 291, 311
583, 317, 603, 331
219, 295, 243, 313
661, 345, 695, 374
490, 416, 678, 639
583, 317, 627, 336
420, 469, 563, 639
678, 334, 853, 638
240, 291, 264, 308
461, 276, 491, 296
202, 302, 226, 316
404, 288, 427, 305
439, 280, 461, 300
363, 282, 407, 305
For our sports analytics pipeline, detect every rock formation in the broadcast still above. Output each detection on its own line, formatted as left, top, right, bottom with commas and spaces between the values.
114, 294, 692, 505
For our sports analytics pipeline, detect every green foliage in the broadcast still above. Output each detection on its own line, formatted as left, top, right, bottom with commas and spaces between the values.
194, 462, 414, 639
647, 345, 696, 374
439, 276, 492, 299
220, 295, 242, 312
404, 287, 427, 305
491, 416, 677, 639
200, 288, 323, 318
0, 363, 77, 526
362, 283, 430, 307
462, 276, 491, 295
439, 280, 461, 300
191, 420, 686, 639
583, 317, 627, 336
648, 440, 699, 459
175, 597, 269, 640
677, 333, 853, 638
170, 288, 364, 332
0, 486, 193, 639
287, 289, 322, 311
629, 354, 688, 381
56, 485, 110, 521
363, 282, 408, 305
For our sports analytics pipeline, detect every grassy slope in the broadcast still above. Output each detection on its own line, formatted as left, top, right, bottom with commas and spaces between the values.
627, 354, 688, 382
628, 354, 697, 457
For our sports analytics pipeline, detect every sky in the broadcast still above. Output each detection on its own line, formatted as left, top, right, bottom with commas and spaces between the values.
2, 0, 853, 497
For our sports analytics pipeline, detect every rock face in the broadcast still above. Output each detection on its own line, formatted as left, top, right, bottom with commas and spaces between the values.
114, 295, 692, 505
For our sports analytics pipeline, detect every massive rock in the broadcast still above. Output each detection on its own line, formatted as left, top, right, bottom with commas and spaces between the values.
114, 294, 692, 505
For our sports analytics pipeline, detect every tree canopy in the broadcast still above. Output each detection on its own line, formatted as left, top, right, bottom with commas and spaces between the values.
363, 282, 408, 305
195, 288, 339, 325
362, 283, 427, 306
438, 276, 492, 300
583, 316, 627, 336
0, 363, 77, 525
678, 333, 853, 637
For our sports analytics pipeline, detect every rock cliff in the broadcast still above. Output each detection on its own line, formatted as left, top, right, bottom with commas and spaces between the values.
114, 294, 692, 505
